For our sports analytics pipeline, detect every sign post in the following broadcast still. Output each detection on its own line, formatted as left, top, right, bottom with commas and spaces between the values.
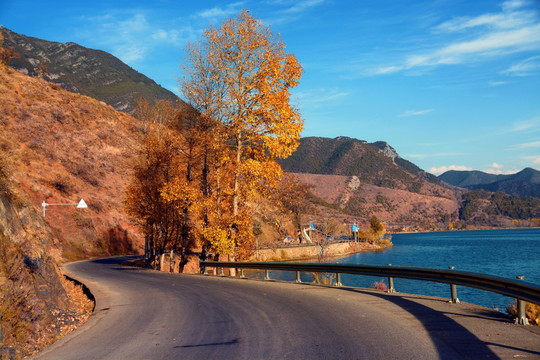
352, 223, 359, 242
42, 198, 87, 217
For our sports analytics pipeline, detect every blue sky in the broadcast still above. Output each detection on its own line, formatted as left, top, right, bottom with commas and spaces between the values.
1, 0, 539, 175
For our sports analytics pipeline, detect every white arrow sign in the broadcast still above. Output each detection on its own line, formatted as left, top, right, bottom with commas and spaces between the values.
42, 198, 88, 217
77, 198, 88, 208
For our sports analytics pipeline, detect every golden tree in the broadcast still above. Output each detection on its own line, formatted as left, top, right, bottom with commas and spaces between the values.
180, 9, 303, 259
126, 103, 201, 268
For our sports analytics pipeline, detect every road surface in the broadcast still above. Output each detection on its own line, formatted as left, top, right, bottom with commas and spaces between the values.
33, 256, 540, 359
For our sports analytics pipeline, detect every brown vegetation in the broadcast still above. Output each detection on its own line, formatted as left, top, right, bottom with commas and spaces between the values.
293, 172, 461, 232
0, 62, 141, 357
126, 10, 304, 267
0, 64, 145, 259
507, 301, 540, 326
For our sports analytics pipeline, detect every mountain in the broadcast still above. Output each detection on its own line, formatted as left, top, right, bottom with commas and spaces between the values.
0, 64, 142, 356
439, 170, 505, 187
277, 136, 540, 230
1, 26, 179, 113
277, 137, 464, 231
439, 168, 540, 197
277, 136, 442, 192
0, 63, 143, 258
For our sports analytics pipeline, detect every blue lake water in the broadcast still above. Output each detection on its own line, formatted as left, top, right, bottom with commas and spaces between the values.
262, 228, 540, 312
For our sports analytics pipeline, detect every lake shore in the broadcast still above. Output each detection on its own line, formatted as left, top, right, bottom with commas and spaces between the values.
249, 240, 393, 262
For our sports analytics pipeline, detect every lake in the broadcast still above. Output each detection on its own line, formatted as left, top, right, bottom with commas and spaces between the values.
263, 228, 540, 312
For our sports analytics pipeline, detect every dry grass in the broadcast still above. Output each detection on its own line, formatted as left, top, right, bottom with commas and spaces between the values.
506, 301, 540, 326
0, 64, 144, 358
0, 64, 145, 260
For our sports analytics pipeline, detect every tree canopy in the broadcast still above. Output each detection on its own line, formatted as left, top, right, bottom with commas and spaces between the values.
179, 9, 303, 259
126, 10, 304, 265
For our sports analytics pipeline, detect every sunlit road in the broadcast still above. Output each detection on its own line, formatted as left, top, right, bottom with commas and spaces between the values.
32, 256, 540, 360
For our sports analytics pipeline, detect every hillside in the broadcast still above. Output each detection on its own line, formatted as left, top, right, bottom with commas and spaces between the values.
292, 173, 460, 232
1, 26, 179, 113
276, 137, 462, 230
277, 136, 442, 192
0, 64, 144, 259
440, 168, 540, 197
278, 137, 539, 230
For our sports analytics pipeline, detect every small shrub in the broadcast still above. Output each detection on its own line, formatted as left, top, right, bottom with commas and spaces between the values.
96, 132, 109, 140
51, 109, 66, 123
313, 272, 336, 286
371, 280, 388, 292
506, 301, 540, 325
27, 137, 44, 150
50, 173, 73, 194
0, 150, 10, 192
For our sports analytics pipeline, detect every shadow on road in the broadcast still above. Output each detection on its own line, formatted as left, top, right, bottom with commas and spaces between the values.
341, 287, 540, 359
176, 339, 240, 348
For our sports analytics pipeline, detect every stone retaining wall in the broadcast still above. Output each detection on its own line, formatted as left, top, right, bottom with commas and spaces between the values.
251, 241, 386, 261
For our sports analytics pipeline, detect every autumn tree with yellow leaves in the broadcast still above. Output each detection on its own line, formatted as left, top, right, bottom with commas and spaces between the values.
126, 10, 303, 268
180, 9, 303, 261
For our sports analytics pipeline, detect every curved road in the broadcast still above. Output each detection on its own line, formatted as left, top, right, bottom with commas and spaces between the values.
33, 256, 539, 360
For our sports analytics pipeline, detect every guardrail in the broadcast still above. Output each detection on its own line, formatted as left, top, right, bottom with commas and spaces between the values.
200, 261, 540, 325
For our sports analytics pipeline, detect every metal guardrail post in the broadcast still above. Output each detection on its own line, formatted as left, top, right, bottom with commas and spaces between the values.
264, 269, 270, 280
199, 260, 540, 324
202, 264, 208, 275
387, 264, 395, 293
515, 276, 529, 325
295, 271, 301, 283
335, 273, 342, 287
449, 267, 460, 303
240, 268, 246, 278
220, 267, 225, 277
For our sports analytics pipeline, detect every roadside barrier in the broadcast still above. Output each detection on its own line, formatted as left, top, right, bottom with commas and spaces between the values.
200, 261, 540, 325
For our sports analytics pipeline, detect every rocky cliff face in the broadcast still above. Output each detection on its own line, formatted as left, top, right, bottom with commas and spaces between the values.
0, 190, 90, 358
1, 26, 179, 113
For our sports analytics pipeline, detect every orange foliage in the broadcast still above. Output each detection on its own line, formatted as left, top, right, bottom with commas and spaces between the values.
180, 9, 304, 260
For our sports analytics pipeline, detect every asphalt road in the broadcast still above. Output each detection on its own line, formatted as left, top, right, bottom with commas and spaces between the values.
32, 256, 540, 360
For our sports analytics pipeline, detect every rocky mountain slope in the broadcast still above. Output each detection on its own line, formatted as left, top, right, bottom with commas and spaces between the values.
0, 62, 147, 357
1, 26, 178, 113
279, 137, 539, 230
277, 137, 462, 230
277, 136, 441, 190
440, 168, 540, 198
0, 189, 92, 358
0, 64, 144, 259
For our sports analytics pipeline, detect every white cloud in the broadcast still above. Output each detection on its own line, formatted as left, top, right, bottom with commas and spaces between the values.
397, 109, 433, 117
429, 165, 473, 175
372, 1, 540, 75
483, 166, 519, 174
502, 0, 529, 12
502, 55, 540, 76
507, 140, 540, 150
267, 0, 325, 24
510, 117, 540, 132
295, 87, 351, 106
483, 162, 511, 174
196, 3, 244, 20
283, 0, 324, 14
79, 12, 196, 65
488, 80, 510, 86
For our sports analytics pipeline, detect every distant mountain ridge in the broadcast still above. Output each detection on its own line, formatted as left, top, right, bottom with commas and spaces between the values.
1, 26, 179, 113
439, 168, 540, 198
277, 136, 441, 191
